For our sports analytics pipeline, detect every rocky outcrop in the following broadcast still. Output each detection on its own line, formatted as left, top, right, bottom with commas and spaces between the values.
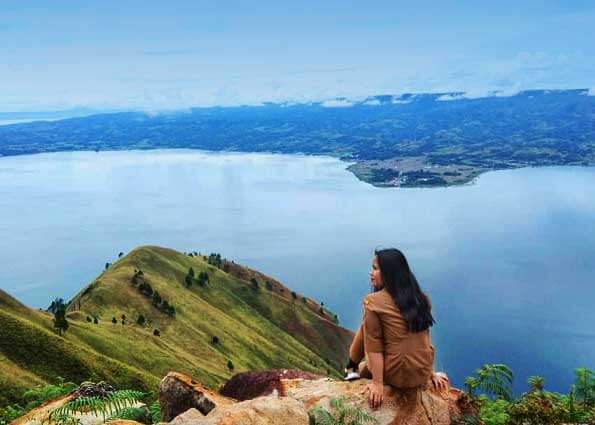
159, 372, 233, 421
168, 397, 309, 425
220, 369, 321, 401
281, 377, 473, 425
163, 371, 477, 425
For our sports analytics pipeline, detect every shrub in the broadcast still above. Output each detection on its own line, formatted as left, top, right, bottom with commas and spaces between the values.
137, 315, 146, 326
93, 317, 98, 324
265, 280, 273, 291
573, 367, 595, 406
227, 360, 234, 371
309, 396, 378, 424
153, 329, 160, 336
479, 398, 510, 425
211, 336, 219, 345
0, 404, 24, 425
508, 391, 567, 425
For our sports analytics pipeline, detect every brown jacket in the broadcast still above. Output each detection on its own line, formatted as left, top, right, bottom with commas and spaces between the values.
363, 288, 435, 389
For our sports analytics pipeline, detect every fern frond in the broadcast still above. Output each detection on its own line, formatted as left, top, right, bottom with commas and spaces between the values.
149, 401, 162, 423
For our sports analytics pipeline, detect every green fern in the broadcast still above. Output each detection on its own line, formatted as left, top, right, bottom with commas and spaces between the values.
106, 406, 149, 423
309, 396, 378, 425
149, 401, 161, 423
527, 375, 545, 393
464, 364, 513, 401
48, 389, 144, 424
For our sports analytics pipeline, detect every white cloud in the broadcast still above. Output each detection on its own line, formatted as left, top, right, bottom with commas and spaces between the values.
588, 88, 595, 96
436, 89, 522, 102
363, 99, 381, 105
321, 99, 354, 108
436, 93, 465, 101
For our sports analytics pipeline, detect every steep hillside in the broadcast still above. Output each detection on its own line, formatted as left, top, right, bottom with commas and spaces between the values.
0, 289, 157, 407
0, 246, 353, 405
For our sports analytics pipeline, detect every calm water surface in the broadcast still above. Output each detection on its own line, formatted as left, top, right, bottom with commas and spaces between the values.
1, 149, 594, 393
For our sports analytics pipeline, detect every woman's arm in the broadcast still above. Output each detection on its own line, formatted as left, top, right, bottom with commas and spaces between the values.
363, 300, 385, 408
366, 352, 384, 408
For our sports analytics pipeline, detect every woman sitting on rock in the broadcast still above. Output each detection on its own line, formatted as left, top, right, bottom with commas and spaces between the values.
344, 248, 449, 408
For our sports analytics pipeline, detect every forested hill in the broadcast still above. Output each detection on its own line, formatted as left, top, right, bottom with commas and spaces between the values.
0, 89, 593, 187
0, 246, 352, 406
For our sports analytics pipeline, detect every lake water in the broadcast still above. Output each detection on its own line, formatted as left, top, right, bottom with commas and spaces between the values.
1, 149, 594, 393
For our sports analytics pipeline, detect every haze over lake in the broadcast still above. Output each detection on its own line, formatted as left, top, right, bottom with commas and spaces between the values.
1, 149, 594, 393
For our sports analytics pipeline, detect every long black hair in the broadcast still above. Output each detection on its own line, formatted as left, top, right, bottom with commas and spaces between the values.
375, 248, 435, 333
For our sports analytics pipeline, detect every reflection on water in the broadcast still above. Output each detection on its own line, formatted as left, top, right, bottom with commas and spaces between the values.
0, 149, 594, 393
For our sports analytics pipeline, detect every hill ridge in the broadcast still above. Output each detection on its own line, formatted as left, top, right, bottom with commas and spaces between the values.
0, 245, 352, 406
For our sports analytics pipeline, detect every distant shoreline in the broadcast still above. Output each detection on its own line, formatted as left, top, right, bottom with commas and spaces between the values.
1, 146, 594, 189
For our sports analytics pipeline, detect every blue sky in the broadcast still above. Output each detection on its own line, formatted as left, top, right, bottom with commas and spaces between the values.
1, 0, 594, 111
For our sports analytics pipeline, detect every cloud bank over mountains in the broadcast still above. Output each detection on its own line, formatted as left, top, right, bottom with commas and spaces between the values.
1, 1, 594, 111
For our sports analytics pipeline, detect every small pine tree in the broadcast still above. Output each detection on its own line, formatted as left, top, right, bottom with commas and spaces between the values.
53, 304, 69, 335
93, 317, 98, 324
265, 280, 273, 291
250, 277, 259, 291
153, 329, 160, 336
291, 291, 297, 300
188, 267, 195, 278
137, 315, 146, 326
86, 316, 92, 322
112, 317, 117, 324
105, 262, 111, 270
212, 336, 220, 345
227, 360, 234, 371
152, 291, 162, 306
118, 252, 124, 258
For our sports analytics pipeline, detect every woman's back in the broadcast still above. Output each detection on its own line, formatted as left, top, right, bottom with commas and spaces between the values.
364, 288, 434, 389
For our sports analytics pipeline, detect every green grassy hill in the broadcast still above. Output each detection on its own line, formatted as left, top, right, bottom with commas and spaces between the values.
0, 246, 353, 406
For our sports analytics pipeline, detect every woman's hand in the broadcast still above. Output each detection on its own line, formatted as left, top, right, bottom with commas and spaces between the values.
431, 371, 449, 392
366, 381, 384, 409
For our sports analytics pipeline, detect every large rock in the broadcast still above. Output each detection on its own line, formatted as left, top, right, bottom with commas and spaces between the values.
220, 369, 321, 401
159, 372, 233, 421
168, 371, 477, 425
169, 395, 309, 425
280, 377, 476, 425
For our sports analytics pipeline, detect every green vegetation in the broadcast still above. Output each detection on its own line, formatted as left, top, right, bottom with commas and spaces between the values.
458, 364, 595, 425
308, 397, 378, 425
49, 389, 144, 425
0, 378, 76, 425
51, 299, 69, 336
0, 246, 352, 407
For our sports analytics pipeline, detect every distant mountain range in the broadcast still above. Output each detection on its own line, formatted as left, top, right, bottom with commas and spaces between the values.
0, 246, 352, 406
0, 89, 593, 187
